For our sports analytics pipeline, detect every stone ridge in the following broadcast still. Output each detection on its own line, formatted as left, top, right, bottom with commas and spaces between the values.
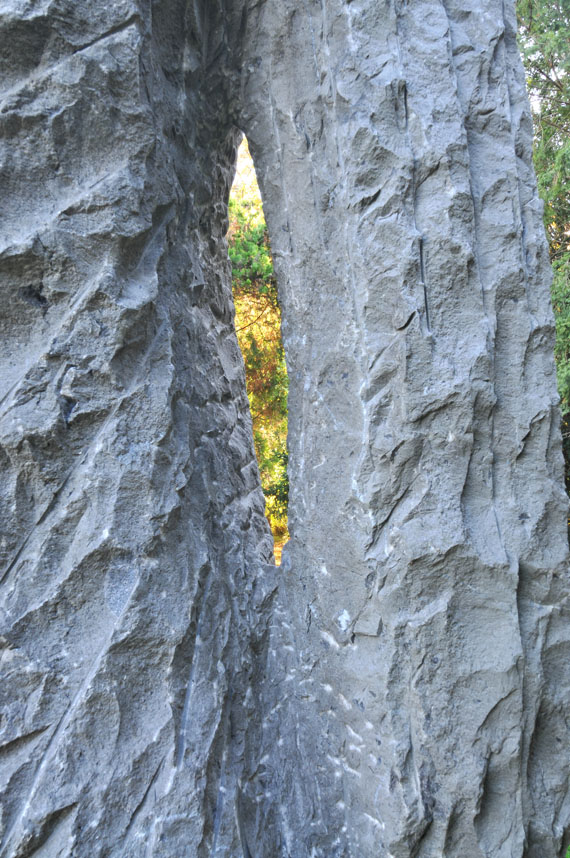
0, 1, 568, 857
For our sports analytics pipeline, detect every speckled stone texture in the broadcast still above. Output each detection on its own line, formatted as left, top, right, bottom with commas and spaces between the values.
1, 1, 569, 857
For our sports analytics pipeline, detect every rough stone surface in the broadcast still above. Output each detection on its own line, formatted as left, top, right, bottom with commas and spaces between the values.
1, 1, 569, 857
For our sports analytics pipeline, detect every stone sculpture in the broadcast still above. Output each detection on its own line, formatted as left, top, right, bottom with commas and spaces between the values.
1, 1, 568, 856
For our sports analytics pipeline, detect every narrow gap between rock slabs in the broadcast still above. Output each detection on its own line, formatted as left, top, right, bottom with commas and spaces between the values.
227, 135, 289, 565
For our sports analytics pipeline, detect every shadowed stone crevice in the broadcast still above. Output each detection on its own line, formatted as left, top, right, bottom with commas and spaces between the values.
0, 1, 568, 857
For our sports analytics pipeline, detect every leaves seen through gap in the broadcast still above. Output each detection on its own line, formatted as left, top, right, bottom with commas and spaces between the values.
517, 0, 570, 497
228, 145, 289, 543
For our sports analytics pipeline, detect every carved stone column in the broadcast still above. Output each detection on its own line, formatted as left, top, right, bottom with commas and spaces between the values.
0, 4, 272, 856
240, 2, 570, 856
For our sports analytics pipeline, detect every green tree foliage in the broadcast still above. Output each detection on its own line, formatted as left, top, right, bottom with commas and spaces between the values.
517, 0, 570, 492
228, 142, 289, 546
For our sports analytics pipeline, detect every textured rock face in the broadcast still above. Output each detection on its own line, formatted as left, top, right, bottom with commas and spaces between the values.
0, 2, 568, 857
241, 3, 570, 856
0, 4, 273, 855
